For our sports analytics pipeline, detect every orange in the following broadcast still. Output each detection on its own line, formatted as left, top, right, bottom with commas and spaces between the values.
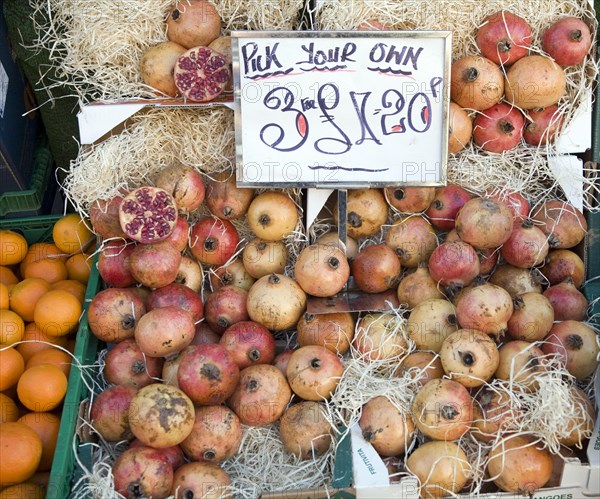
0, 266, 19, 286
8, 278, 51, 322
50, 279, 86, 304
16, 323, 69, 363
0, 310, 25, 347
0, 483, 45, 499
17, 364, 67, 412
0, 348, 25, 391
0, 230, 28, 266
0, 393, 19, 423
22, 258, 68, 285
18, 412, 61, 472
0, 283, 8, 309
52, 214, 95, 254
0, 422, 43, 486
33, 289, 82, 337
65, 253, 91, 284
19, 242, 67, 274
26, 349, 72, 377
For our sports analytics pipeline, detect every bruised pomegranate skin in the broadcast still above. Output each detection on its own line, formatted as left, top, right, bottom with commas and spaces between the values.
113, 447, 173, 499
489, 264, 543, 297
425, 185, 472, 231
98, 239, 136, 288
507, 292, 555, 342
174, 46, 231, 102
104, 338, 164, 388
189, 216, 240, 266
129, 241, 182, 289
88, 288, 146, 343
455, 283, 514, 336
476, 11, 532, 65
206, 172, 255, 219
542, 17, 593, 67
89, 196, 126, 238
455, 197, 514, 250
119, 187, 178, 244
90, 384, 137, 442
177, 344, 240, 405
155, 164, 205, 214
166, 0, 222, 49
135, 306, 196, 358
428, 241, 480, 291
473, 103, 525, 153
219, 321, 275, 369
147, 283, 204, 322
171, 461, 232, 499
524, 105, 563, 146
540, 249, 585, 288
204, 285, 249, 334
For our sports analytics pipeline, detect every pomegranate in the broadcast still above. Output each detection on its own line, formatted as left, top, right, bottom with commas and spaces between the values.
333, 188, 389, 239
147, 283, 203, 322
359, 396, 415, 457
541, 249, 585, 288
204, 285, 248, 333
177, 344, 240, 405
129, 241, 182, 289
189, 216, 239, 266
384, 186, 436, 213
450, 55, 504, 111
396, 266, 444, 309
246, 274, 306, 331
175, 255, 203, 292
487, 435, 553, 493
476, 11, 532, 65
247, 191, 299, 241
279, 401, 333, 460
440, 329, 499, 387
543, 17, 592, 66
192, 322, 220, 345
241, 239, 287, 280
155, 164, 205, 214
135, 306, 195, 358
505, 55, 566, 109
456, 198, 513, 249
97, 239, 136, 288
531, 199, 587, 249
113, 446, 173, 499
174, 46, 230, 102
542, 321, 600, 379
161, 349, 188, 387
472, 387, 520, 442
140, 41, 187, 97
88, 288, 146, 343
384, 215, 438, 268
428, 241, 480, 292
180, 405, 242, 463
166, 0, 221, 49
489, 264, 543, 297
352, 244, 401, 293
524, 105, 564, 146
163, 216, 189, 252
407, 299, 458, 352
209, 257, 255, 291
89, 195, 125, 239
357, 19, 389, 30
487, 189, 530, 222
448, 101, 473, 154
354, 313, 408, 360
507, 292, 555, 341
129, 439, 185, 471
411, 378, 473, 441
90, 385, 137, 442
425, 184, 472, 231
294, 243, 350, 297
208, 36, 232, 65
446, 227, 500, 276
501, 219, 550, 268
316, 232, 359, 260
171, 462, 231, 499
119, 187, 178, 244
559, 386, 596, 447
473, 103, 525, 153
228, 364, 291, 425
495, 340, 546, 391
286, 346, 344, 401
129, 383, 195, 448
395, 351, 444, 387
128, 286, 151, 307
543, 279, 588, 321
455, 283, 513, 336
296, 312, 355, 355
273, 349, 295, 375
104, 338, 164, 388
219, 320, 275, 369
205, 171, 254, 219
406, 441, 470, 498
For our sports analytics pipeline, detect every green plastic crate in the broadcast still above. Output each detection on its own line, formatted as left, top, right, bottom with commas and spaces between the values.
0, 135, 55, 217
0, 215, 100, 499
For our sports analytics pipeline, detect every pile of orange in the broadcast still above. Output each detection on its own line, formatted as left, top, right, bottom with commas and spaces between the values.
0, 214, 95, 492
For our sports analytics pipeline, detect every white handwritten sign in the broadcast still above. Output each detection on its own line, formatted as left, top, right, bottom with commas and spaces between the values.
232, 31, 451, 188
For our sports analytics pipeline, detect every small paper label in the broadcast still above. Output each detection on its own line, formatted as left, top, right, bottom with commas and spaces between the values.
0, 62, 8, 118
350, 424, 390, 487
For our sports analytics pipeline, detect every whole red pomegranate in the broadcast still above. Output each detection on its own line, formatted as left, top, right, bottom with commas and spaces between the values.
112, 447, 173, 499
542, 17, 592, 66
428, 241, 480, 292
531, 200, 587, 249
97, 239, 136, 288
473, 103, 525, 153
135, 306, 196, 358
455, 283, 514, 336
540, 249, 585, 288
219, 321, 275, 369
286, 346, 344, 401
425, 185, 472, 231
384, 215, 438, 268
147, 283, 203, 322
296, 312, 355, 355
384, 186, 435, 213
501, 219, 550, 268
189, 216, 239, 266
204, 285, 248, 333
524, 105, 563, 146
352, 244, 401, 293
166, 0, 222, 49
476, 11, 532, 65
129, 439, 185, 471
543, 280, 588, 321
88, 288, 146, 343
163, 216, 189, 252
486, 189, 530, 222
154, 164, 205, 214
118, 187, 178, 244
175, 256, 203, 293
104, 338, 164, 388
89, 195, 125, 238
507, 292, 555, 342
90, 385, 137, 442
205, 172, 255, 219
129, 241, 182, 289
174, 47, 231, 102
396, 266, 444, 309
